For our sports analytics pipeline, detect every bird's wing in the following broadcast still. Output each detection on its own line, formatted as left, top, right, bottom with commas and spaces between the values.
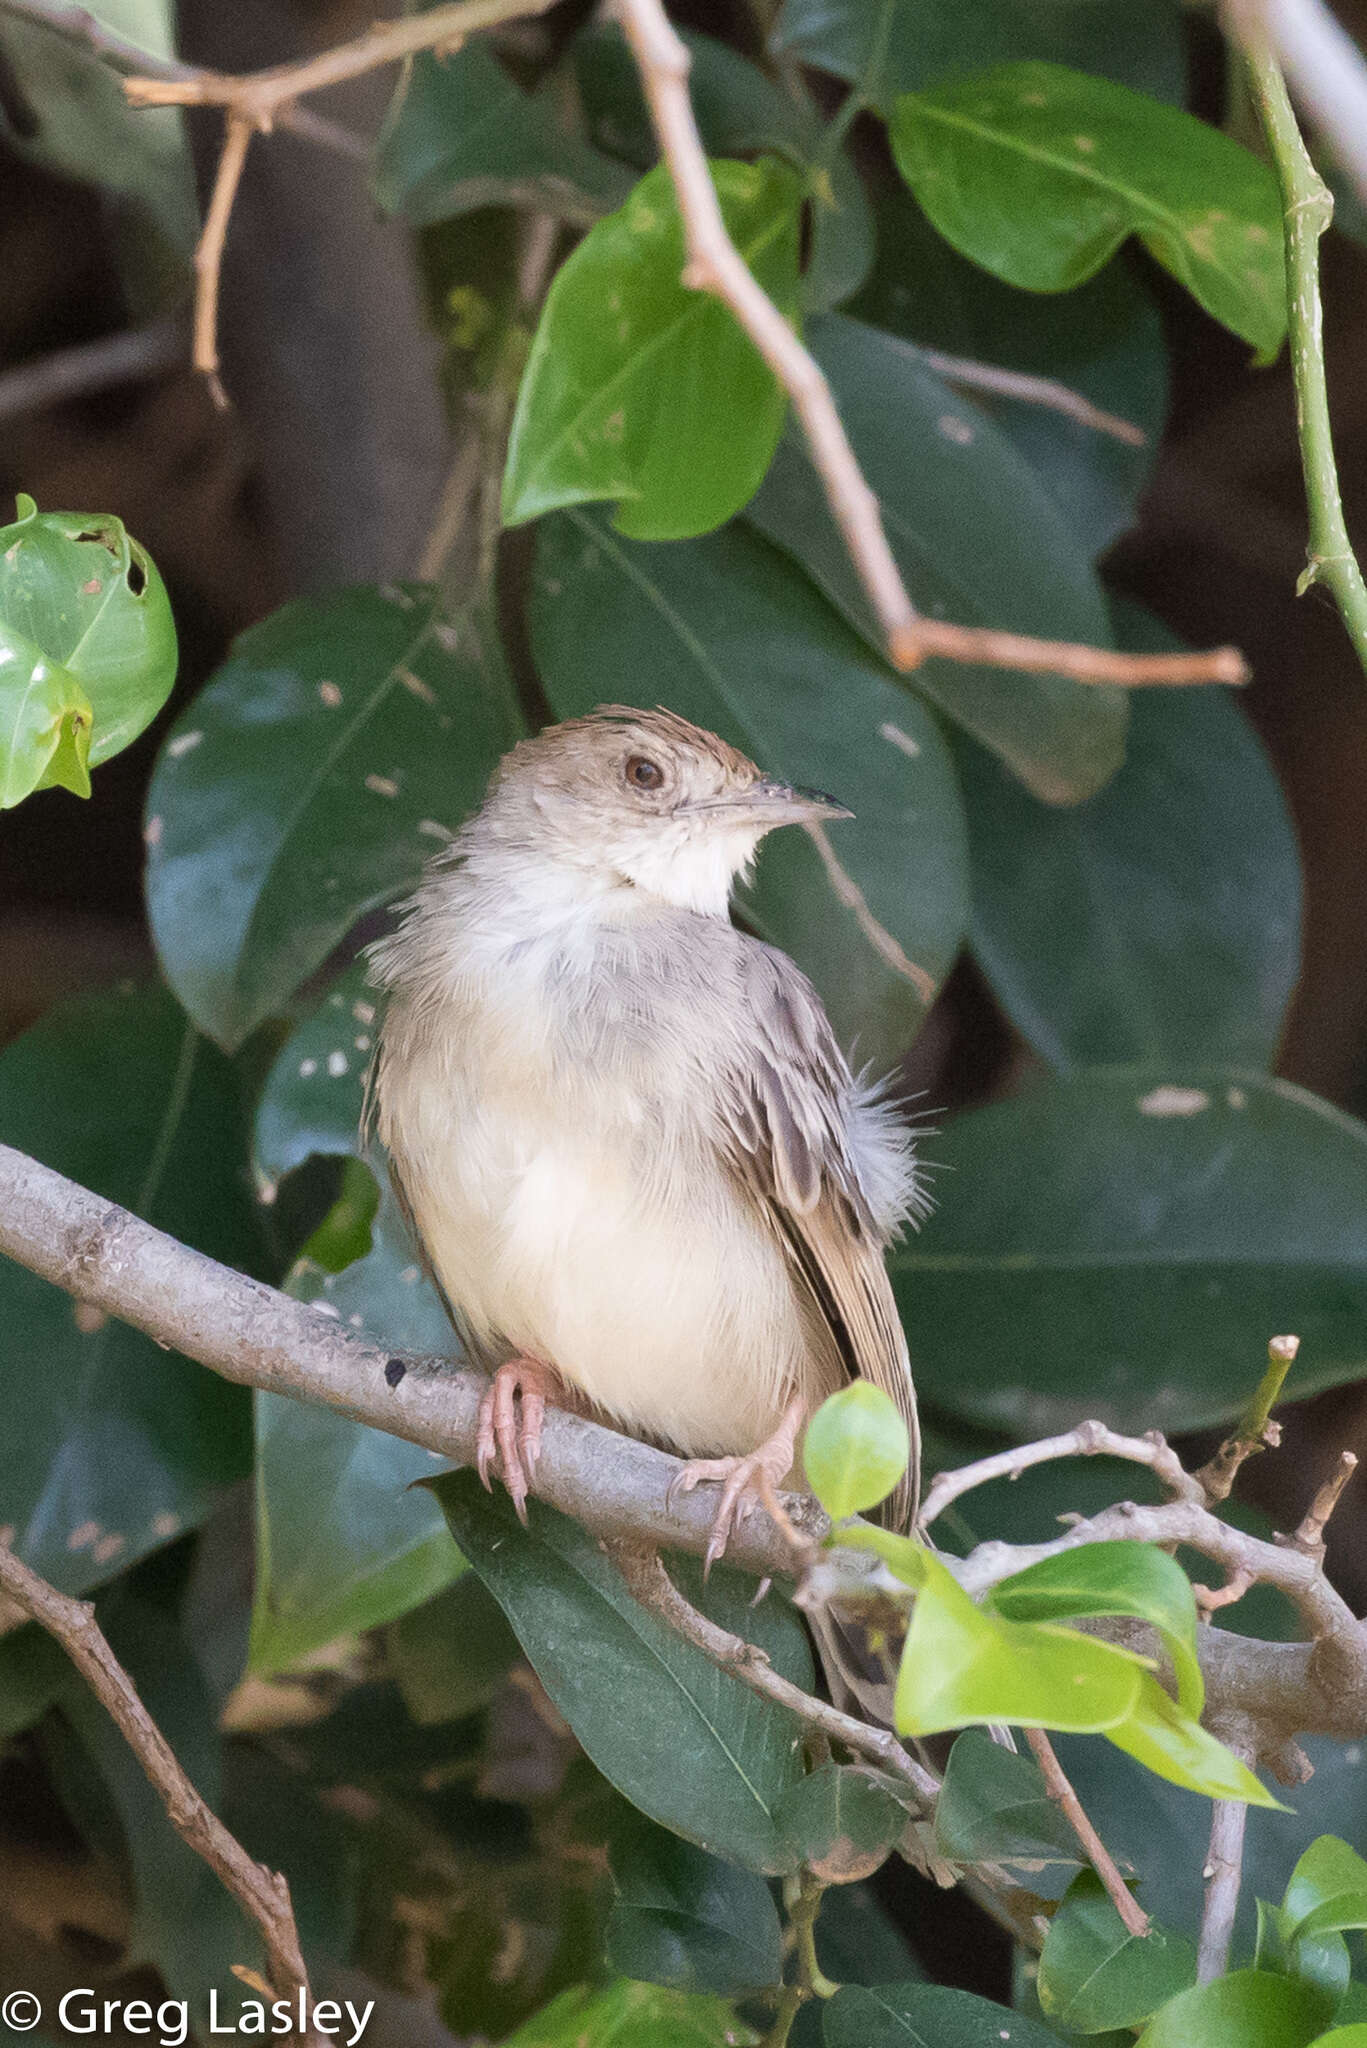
718, 946, 920, 1529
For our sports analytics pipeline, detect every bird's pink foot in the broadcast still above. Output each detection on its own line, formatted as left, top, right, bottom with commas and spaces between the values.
476, 1357, 569, 1524
667, 1396, 806, 1575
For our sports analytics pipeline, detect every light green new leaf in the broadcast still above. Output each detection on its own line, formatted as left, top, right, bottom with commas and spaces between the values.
504, 1981, 757, 2048
1039, 1872, 1195, 2034
1284, 1836, 1367, 1941
146, 587, 519, 1051
890, 63, 1285, 356
1136, 1970, 1334, 2048
894, 1068, 1367, 1438
504, 158, 802, 539
1309, 2030, 1367, 2046
1107, 1672, 1282, 1807
804, 1384, 909, 1522
895, 1549, 1145, 1738
988, 1541, 1203, 1716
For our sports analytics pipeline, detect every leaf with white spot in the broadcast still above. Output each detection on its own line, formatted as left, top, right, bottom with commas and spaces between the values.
145, 587, 522, 1051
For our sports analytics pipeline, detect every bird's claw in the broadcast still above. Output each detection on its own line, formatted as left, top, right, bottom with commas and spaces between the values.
668, 1446, 793, 1578
476, 1358, 556, 1525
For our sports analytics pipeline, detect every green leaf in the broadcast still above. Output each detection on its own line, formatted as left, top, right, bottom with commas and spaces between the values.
605, 1815, 783, 1993
772, 0, 1187, 112
824, 1981, 1070, 2047
1038, 1872, 1196, 2033
850, 186, 1167, 559
1284, 1837, 1367, 1941
432, 1473, 811, 1873
373, 42, 632, 227
805, 1384, 910, 1521
504, 158, 802, 540
955, 626, 1301, 1073
0, 987, 259, 1594
386, 1571, 520, 1724
1135, 1971, 1335, 2048
530, 504, 969, 1067
505, 1981, 758, 2047
895, 1549, 1146, 1738
890, 63, 1286, 356
0, 1623, 73, 1740
935, 1729, 1082, 1883
0, 497, 176, 804
773, 1761, 907, 1882
1309, 2030, 1367, 2046
1106, 1673, 1282, 1807
145, 586, 520, 1050
988, 1541, 1203, 1716
746, 314, 1124, 804
894, 1068, 1367, 1437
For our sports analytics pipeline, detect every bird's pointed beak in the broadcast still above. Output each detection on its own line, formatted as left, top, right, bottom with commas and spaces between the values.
685, 778, 854, 826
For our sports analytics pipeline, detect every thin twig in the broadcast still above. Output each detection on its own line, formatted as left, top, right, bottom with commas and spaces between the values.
919, 1419, 1205, 1529
914, 344, 1146, 445
909, 618, 1247, 686
1197, 1724, 1255, 1982
0, 1541, 323, 2043
1231, 0, 1367, 212
1195, 1335, 1297, 1503
606, 1541, 939, 1802
1025, 1728, 1149, 1938
0, 318, 183, 424
1289, 1450, 1359, 1554
1236, 22, 1367, 679
195, 113, 254, 405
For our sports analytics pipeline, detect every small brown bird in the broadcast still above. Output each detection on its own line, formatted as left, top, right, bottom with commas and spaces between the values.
369, 707, 923, 1561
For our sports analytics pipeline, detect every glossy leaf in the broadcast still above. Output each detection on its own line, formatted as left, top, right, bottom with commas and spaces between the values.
804, 1384, 910, 1522
1310, 2030, 1367, 2046
890, 63, 1286, 355
1284, 1837, 1367, 1941
989, 1541, 1202, 1716
433, 1473, 812, 1872
0, 496, 176, 805
772, 0, 1187, 112
934, 1730, 1081, 1884
824, 1981, 1070, 2047
1039, 1872, 1196, 2033
605, 1816, 783, 1993
505, 159, 801, 539
1136, 1971, 1334, 2048
955, 639, 1301, 1074
895, 1069, 1367, 1437
531, 504, 969, 1065
851, 187, 1167, 558
146, 586, 519, 1050
746, 315, 1123, 803
505, 1981, 758, 2047
773, 1762, 907, 1882
373, 42, 632, 227
895, 1549, 1146, 1738
0, 987, 258, 1594
1106, 1673, 1281, 1806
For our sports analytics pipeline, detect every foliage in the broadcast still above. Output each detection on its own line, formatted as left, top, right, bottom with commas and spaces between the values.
2, 0, 1366, 2044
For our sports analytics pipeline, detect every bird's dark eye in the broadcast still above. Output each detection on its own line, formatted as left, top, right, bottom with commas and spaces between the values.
625, 754, 664, 791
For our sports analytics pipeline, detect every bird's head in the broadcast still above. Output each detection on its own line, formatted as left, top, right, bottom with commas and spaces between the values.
479, 705, 851, 916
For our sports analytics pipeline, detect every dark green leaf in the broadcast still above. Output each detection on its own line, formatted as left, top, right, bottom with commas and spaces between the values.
746, 314, 1124, 803
890, 63, 1285, 355
605, 1815, 783, 1993
504, 158, 801, 539
774, 1762, 907, 1881
146, 587, 520, 1050
805, 1384, 910, 1522
505, 1981, 758, 2046
934, 1729, 1083, 1882
773, 0, 1186, 111
433, 1473, 811, 1872
0, 496, 176, 805
386, 1571, 521, 1723
1135, 1971, 1334, 2048
373, 43, 632, 227
955, 642, 1300, 1073
989, 1542, 1202, 1716
1284, 1837, 1367, 1941
895, 1068, 1367, 1437
824, 1980, 1070, 2046
1038, 1871, 1196, 2032
850, 188, 1167, 558
530, 504, 968, 1066
0, 1623, 72, 1739
0, 987, 258, 1593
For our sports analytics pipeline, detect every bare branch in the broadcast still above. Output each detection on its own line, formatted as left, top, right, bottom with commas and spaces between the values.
0, 318, 182, 424
1197, 1723, 1256, 1982
1289, 1450, 1359, 1555
908, 619, 1247, 686
195, 113, 254, 405
0, 1540, 323, 2044
912, 344, 1146, 446
920, 1419, 1205, 1530
1025, 1728, 1149, 1938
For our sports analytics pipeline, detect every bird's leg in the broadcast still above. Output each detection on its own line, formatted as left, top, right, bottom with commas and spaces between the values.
667, 1395, 807, 1576
476, 1357, 578, 1524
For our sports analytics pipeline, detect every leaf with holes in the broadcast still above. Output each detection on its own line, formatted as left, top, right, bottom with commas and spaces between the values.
145, 587, 520, 1050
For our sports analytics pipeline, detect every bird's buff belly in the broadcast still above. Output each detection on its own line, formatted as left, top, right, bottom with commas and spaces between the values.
409, 1140, 824, 1459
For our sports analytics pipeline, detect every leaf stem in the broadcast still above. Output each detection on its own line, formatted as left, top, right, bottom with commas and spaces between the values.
1240, 28, 1367, 676
765, 1870, 834, 2048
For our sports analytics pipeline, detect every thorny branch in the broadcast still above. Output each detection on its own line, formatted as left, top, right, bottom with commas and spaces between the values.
49, 0, 1249, 686
0, 1540, 324, 2046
